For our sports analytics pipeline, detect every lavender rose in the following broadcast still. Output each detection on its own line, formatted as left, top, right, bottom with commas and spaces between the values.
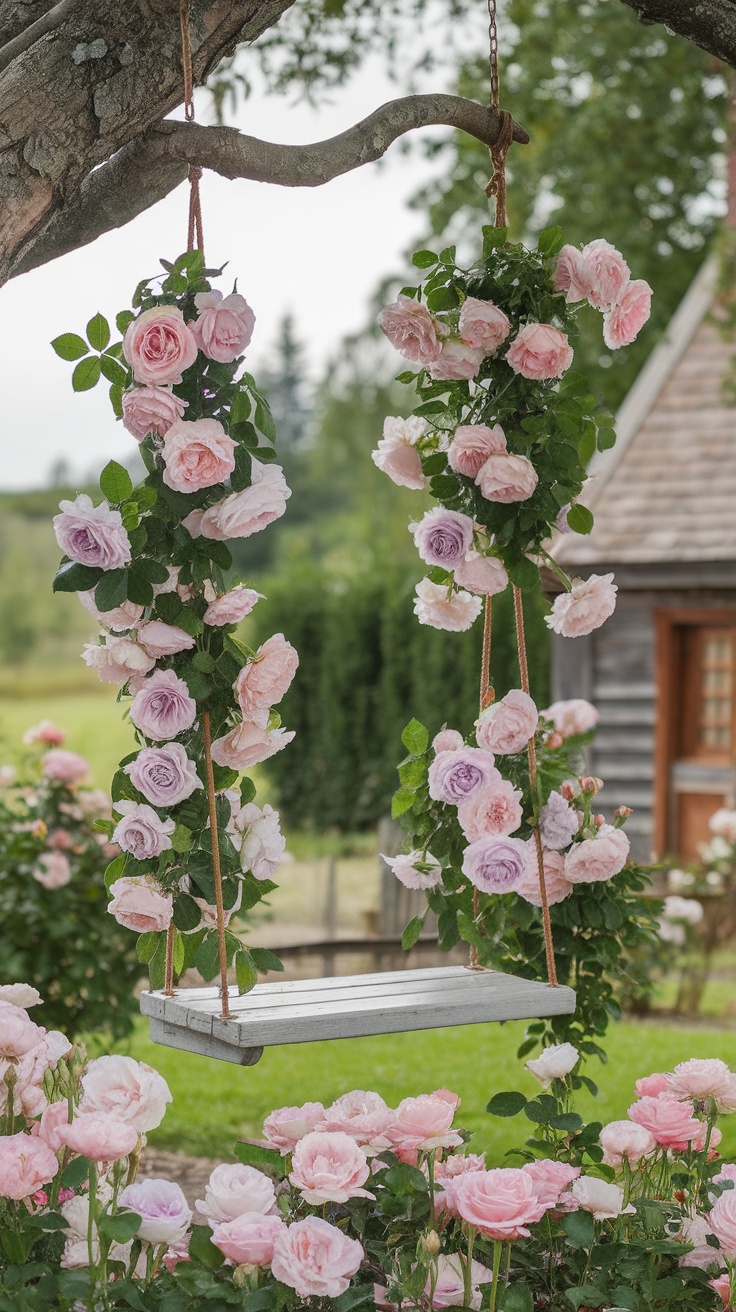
428, 748, 499, 805
118, 1178, 192, 1247
129, 670, 197, 742
539, 791, 580, 851
125, 743, 202, 807
410, 507, 474, 569
54, 494, 131, 571
112, 801, 176, 860
461, 835, 530, 895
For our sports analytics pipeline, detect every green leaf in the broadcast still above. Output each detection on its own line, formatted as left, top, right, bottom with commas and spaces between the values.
426, 285, 460, 312
72, 356, 101, 391
192, 651, 216, 673
401, 915, 425, 950
173, 894, 203, 932
136, 931, 159, 964
117, 310, 135, 334
401, 718, 429, 755
439, 244, 456, 263
126, 567, 154, 607
551, 1112, 584, 1132
383, 1164, 428, 1194
391, 787, 416, 819
171, 824, 192, 854
254, 397, 277, 442
537, 225, 564, 256
456, 910, 483, 948
234, 1141, 284, 1171
104, 853, 127, 892
597, 426, 616, 451
98, 1211, 141, 1243
566, 504, 594, 535
95, 569, 129, 613
333, 1288, 376, 1312
109, 383, 124, 418
86, 313, 110, 351
235, 948, 259, 995
51, 332, 89, 361
194, 933, 220, 982
176, 608, 205, 637
133, 556, 170, 584
60, 1155, 90, 1189
240, 776, 257, 805
99, 459, 133, 503
188, 1224, 223, 1270
52, 561, 103, 593
486, 1091, 527, 1117
412, 249, 438, 268
562, 1209, 596, 1248
500, 1285, 534, 1312
398, 758, 428, 787
249, 947, 285, 974
482, 224, 508, 256
148, 933, 168, 990
506, 555, 540, 591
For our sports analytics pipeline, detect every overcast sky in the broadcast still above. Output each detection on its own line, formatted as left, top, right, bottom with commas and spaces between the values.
0, 45, 480, 490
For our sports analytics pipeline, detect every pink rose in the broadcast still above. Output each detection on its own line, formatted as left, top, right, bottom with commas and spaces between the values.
710, 808, 736, 842
580, 238, 630, 310
410, 507, 474, 569
428, 747, 499, 804
162, 418, 236, 494
0, 1002, 45, 1058
54, 494, 131, 571
58, 1112, 138, 1162
289, 1131, 372, 1204
122, 386, 188, 441
635, 1073, 669, 1098
33, 851, 71, 890
599, 1120, 657, 1167
318, 1091, 392, 1153
234, 634, 299, 719
79, 1055, 171, 1133
506, 323, 574, 380
454, 552, 509, 597
546, 573, 618, 637
271, 1216, 364, 1300
136, 621, 196, 658
521, 1159, 580, 1207
263, 1101, 325, 1154
82, 637, 155, 685
603, 279, 653, 349
77, 590, 143, 632
476, 689, 538, 754
372, 416, 429, 491
564, 824, 630, 884
184, 461, 291, 540
129, 669, 197, 741
458, 297, 511, 353
428, 1255, 494, 1310
454, 1167, 550, 1240
195, 1162, 276, 1224
457, 779, 523, 840
378, 295, 441, 365
448, 423, 507, 478
210, 722, 295, 770
667, 1059, 734, 1103
554, 245, 590, 303
108, 876, 173, 933
435, 1152, 487, 1215
711, 1273, 731, 1301
118, 1178, 192, 1248
386, 1094, 462, 1152
382, 850, 442, 891
0, 1132, 58, 1200
476, 452, 538, 502
112, 801, 176, 860
628, 1094, 702, 1150
38, 1100, 72, 1153
432, 729, 464, 753
212, 1212, 285, 1265
22, 721, 65, 747
413, 579, 482, 632
428, 338, 484, 381
203, 586, 264, 627
191, 290, 255, 363
462, 835, 530, 895
123, 306, 198, 385
125, 743, 202, 806
515, 848, 574, 907
543, 699, 599, 738
710, 1193, 736, 1260
569, 1176, 633, 1220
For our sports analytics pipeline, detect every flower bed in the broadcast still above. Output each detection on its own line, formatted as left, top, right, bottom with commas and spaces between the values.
1, 988, 735, 1310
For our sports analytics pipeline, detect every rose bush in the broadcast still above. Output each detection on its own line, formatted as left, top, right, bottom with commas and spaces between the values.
51, 251, 297, 994
0, 990, 732, 1312
0, 726, 142, 1040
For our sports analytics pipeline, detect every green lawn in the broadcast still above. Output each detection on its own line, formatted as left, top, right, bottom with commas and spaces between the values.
0, 689, 135, 785
118, 1016, 736, 1162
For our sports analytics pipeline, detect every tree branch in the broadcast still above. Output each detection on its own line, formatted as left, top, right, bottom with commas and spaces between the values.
10, 94, 528, 279
620, 0, 736, 67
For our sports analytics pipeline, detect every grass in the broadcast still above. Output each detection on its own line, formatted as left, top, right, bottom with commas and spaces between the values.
116, 1015, 736, 1162
0, 689, 135, 785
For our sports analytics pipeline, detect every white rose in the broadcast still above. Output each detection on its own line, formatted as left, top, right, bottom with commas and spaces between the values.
570, 1176, 635, 1220
525, 1042, 579, 1088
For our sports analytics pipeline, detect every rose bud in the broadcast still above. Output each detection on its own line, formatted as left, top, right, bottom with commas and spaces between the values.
419, 1231, 442, 1258
560, 781, 578, 802
579, 776, 604, 796
546, 732, 564, 750
594, 813, 605, 828
614, 805, 633, 820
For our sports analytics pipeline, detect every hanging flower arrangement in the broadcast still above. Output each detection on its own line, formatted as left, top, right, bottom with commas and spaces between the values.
50, 251, 296, 997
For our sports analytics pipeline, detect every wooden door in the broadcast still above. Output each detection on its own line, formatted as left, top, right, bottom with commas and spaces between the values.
655, 612, 736, 860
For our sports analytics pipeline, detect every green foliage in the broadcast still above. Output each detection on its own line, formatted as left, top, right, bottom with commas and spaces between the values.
0, 737, 143, 1040
251, 566, 549, 830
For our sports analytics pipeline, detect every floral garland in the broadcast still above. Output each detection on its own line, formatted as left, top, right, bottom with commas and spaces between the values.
1, 986, 734, 1311
51, 251, 297, 997
373, 230, 656, 1040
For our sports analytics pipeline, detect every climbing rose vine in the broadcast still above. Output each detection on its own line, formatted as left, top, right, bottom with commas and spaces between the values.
50, 251, 296, 993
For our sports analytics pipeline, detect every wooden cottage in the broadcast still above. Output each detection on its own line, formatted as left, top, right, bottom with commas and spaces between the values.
552, 259, 736, 864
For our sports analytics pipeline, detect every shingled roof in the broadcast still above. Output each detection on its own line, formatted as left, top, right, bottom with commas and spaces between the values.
555, 258, 736, 569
